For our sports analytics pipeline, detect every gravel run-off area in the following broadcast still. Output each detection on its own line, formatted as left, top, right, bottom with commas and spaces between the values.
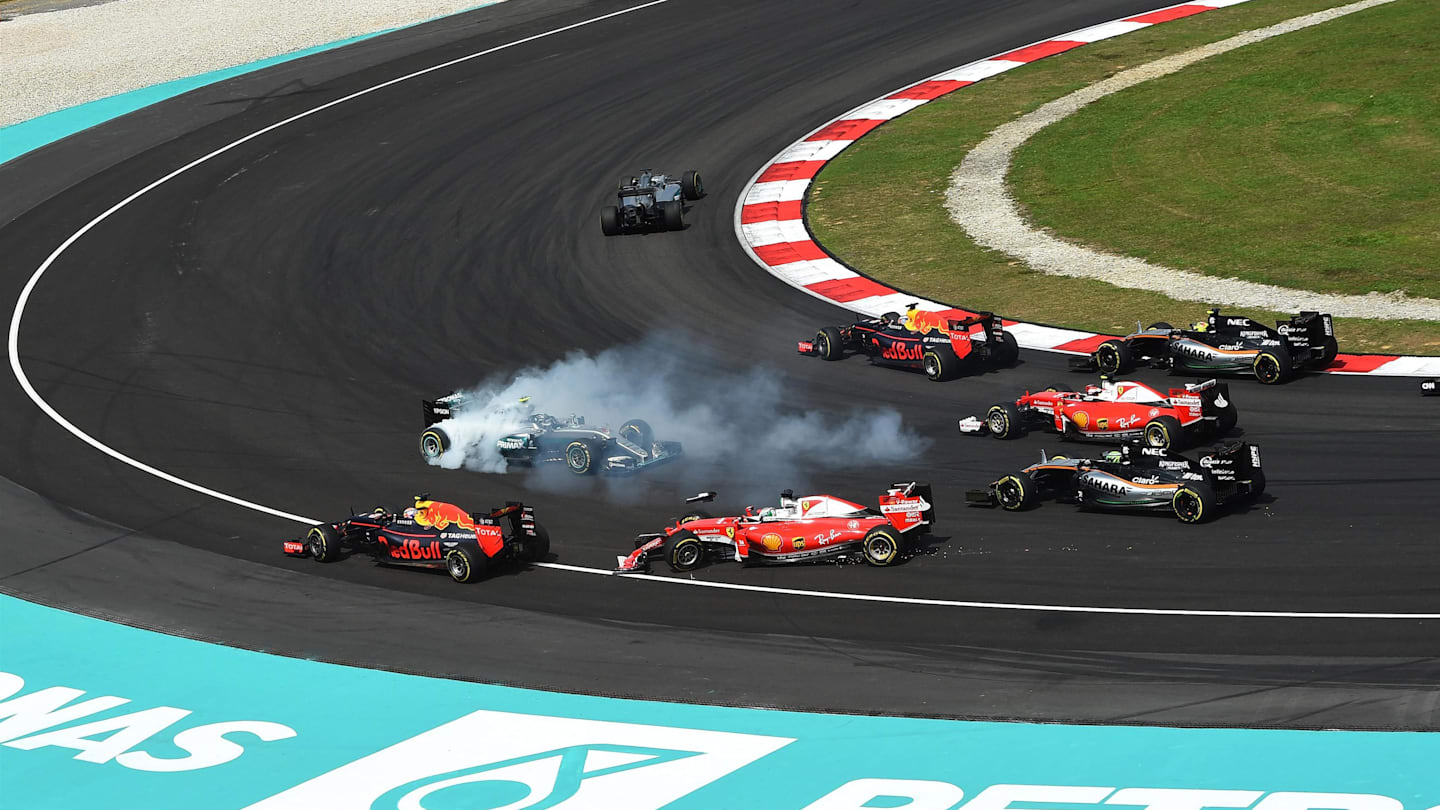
945, 0, 1440, 322
0, 0, 506, 128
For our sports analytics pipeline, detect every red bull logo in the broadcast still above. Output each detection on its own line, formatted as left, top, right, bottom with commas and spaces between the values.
412, 500, 476, 532
880, 341, 923, 361
904, 307, 975, 335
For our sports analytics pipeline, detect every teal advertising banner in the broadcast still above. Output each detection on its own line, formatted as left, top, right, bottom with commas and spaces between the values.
2, 595, 1436, 809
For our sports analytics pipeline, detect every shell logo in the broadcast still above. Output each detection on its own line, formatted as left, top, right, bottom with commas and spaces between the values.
761, 533, 784, 551
1073, 411, 1090, 429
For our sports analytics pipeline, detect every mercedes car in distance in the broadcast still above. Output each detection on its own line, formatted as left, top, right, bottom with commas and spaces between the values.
1071, 309, 1337, 384
600, 168, 703, 235
959, 378, 1237, 451
799, 305, 1019, 381
614, 483, 935, 573
284, 496, 549, 582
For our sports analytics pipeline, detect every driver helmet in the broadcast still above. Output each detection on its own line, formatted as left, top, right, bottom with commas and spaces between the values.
403, 507, 417, 519
758, 506, 776, 520
1191, 321, 1207, 332
1102, 450, 1123, 463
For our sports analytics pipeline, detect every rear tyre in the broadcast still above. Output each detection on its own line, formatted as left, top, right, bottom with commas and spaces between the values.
1172, 483, 1217, 524
662, 529, 705, 572
1216, 404, 1239, 436
1245, 468, 1267, 498
564, 440, 599, 475
862, 526, 903, 567
306, 525, 343, 562
660, 201, 685, 231
1095, 340, 1133, 375
1143, 415, 1184, 450
994, 472, 1038, 511
1147, 322, 1174, 331
619, 419, 654, 449
1253, 349, 1292, 385
446, 547, 478, 582
992, 331, 1020, 366
922, 348, 958, 381
419, 427, 450, 460
681, 170, 704, 200
985, 402, 1024, 439
1316, 336, 1339, 367
678, 510, 712, 524
521, 523, 551, 563
600, 205, 621, 236
815, 327, 844, 361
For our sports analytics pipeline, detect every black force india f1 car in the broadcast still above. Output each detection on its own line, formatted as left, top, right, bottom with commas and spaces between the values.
1071, 309, 1337, 384
799, 305, 1019, 381
283, 497, 549, 582
966, 441, 1264, 524
615, 484, 935, 573
420, 394, 682, 475
600, 168, 704, 235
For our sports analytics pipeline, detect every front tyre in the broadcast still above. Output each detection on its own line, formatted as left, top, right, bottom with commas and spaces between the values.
681, 170, 704, 200
306, 525, 343, 562
1095, 340, 1133, 375
419, 427, 451, 460
815, 327, 844, 361
861, 526, 903, 567
446, 547, 478, 582
994, 472, 1038, 511
1143, 415, 1184, 450
619, 419, 654, 449
564, 440, 598, 475
1172, 483, 1217, 524
662, 530, 706, 572
1253, 349, 1292, 385
985, 402, 1024, 439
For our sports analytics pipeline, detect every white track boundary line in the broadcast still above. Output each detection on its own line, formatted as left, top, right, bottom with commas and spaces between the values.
6, 0, 1434, 620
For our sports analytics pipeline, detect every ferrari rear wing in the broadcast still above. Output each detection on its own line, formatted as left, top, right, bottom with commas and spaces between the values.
879, 482, 934, 534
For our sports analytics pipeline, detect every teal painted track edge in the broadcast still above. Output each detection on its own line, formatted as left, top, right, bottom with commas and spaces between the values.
2, 594, 1438, 808
0, 1, 503, 167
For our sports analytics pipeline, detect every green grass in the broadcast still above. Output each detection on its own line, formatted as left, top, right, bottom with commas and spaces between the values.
807, 0, 1440, 355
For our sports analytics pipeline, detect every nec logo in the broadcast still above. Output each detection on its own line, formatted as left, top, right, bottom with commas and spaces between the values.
243, 709, 792, 810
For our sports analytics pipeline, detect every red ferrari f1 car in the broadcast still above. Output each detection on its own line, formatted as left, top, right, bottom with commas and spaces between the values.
614, 484, 935, 573
958, 378, 1237, 450
798, 305, 1018, 381
284, 496, 549, 582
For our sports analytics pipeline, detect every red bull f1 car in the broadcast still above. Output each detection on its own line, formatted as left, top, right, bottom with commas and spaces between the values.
1071, 309, 1336, 384
283, 496, 549, 582
958, 378, 1237, 451
614, 483, 935, 573
798, 305, 1019, 381
600, 168, 703, 235
966, 441, 1264, 524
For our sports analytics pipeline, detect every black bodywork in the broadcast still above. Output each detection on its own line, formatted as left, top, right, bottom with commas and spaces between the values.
1070, 309, 1337, 384
966, 441, 1265, 524
600, 169, 704, 235
283, 497, 549, 583
799, 309, 1019, 381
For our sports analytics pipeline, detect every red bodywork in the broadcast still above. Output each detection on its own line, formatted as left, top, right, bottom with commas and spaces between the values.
615, 486, 933, 572
1017, 380, 1207, 439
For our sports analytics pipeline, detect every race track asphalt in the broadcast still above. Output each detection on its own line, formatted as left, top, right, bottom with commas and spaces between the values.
1, 0, 1436, 729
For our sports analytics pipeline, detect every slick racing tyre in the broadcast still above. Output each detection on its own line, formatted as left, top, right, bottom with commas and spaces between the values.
306, 524, 343, 562
861, 526, 903, 567
994, 472, 1038, 511
678, 510, 712, 524
660, 200, 684, 231
662, 530, 705, 572
1143, 415, 1185, 450
1147, 322, 1174, 331
1244, 468, 1267, 498
1172, 482, 1217, 524
1316, 335, 1339, 367
619, 419, 654, 449
521, 523, 551, 563
922, 349, 958, 381
815, 327, 844, 361
985, 402, 1024, 439
1095, 340, 1133, 375
1216, 403, 1239, 436
992, 331, 1020, 366
419, 427, 451, 460
600, 205, 621, 236
446, 547, 478, 583
1253, 349, 1292, 385
564, 440, 599, 475
681, 169, 705, 200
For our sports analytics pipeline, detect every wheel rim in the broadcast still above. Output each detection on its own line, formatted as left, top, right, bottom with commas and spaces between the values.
924, 355, 939, 378
1145, 425, 1167, 447
987, 410, 1007, 434
308, 532, 323, 556
867, 535, 895, 560
1098, 346, 1118, 372
1175, 492, 1200, 521
448, 554, 465, 579
421, 434, 441, 458
996, 479, 1021, 508
817, 333, 829, 353
1256, 355, 1279, 382
674, 542, 700, 568
566, 444, 589, 471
